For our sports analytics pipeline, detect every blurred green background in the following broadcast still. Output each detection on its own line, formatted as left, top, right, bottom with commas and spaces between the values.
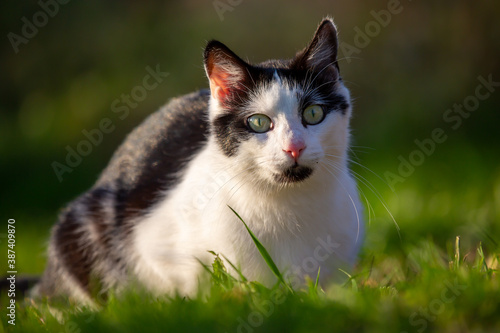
0, 0, 499, 275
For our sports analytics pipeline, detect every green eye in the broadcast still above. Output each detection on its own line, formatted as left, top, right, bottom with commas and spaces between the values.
303, 105, 325, 125
247, 114, 272, 133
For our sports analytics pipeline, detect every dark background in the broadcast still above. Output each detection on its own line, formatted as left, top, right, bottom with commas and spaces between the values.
1, 0, 499, 273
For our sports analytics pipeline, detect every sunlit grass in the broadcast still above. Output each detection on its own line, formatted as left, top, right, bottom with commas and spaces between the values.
3, 236, 498, 333
2, 187, 499, 332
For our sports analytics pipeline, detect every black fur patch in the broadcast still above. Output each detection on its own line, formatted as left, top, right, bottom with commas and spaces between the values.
280, 64, 350, 117
298, 89, 350, 120
85, 188, 114, 253
212, 112, 251, 157
54, 209, 93, 291
274, 165, 314, 183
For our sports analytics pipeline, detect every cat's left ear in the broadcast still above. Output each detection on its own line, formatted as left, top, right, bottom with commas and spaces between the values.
204, 40, 253, 105
293, 18, 340, 73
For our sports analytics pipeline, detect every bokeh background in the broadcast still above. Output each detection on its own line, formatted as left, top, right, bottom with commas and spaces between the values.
1, 0, 499, 275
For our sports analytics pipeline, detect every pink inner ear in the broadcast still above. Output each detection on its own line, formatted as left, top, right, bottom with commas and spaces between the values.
209, 69, 232, 101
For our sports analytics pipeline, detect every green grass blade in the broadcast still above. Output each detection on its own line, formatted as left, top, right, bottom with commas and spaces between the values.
196, 255, 236, 290
475, 242, 490, 274
228, 206, 293, 293
453, 235, 461, 271
221, 253, 248, 283
339, 268, 358, 292
314, 266, 321, 290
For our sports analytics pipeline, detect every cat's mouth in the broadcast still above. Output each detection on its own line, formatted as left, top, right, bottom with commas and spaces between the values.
274, 165, 313, 184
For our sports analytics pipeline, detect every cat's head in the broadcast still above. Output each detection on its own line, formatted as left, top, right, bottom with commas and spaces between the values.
204, 18, 352, 188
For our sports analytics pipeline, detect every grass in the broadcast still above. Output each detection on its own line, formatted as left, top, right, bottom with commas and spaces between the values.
3, 237, 499, 333
1, 154, 499, 333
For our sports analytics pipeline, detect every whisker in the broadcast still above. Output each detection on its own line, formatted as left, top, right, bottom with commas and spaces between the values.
336, 56, 364, 64
322, 160, 374, 226
325, 153, 395, 193
319, 163, 362, 244
323, 158, 401, 237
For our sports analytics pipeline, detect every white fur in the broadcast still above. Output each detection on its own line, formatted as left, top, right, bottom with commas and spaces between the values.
131, 77, 363, 295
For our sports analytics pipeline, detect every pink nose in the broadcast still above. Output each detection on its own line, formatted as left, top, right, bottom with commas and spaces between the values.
283, 142, 306, 161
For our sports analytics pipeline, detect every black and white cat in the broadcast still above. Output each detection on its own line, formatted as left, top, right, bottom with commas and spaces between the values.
33, 18, 363, 304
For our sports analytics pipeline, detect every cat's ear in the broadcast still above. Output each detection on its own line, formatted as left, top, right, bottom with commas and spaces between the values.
204, 40, 253, 104
293, 18, 340, 73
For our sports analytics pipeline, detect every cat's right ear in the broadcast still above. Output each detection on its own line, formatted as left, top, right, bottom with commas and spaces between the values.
204, 41, 253, 105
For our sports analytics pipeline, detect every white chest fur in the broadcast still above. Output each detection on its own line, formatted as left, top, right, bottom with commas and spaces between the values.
132, 141, 363, 295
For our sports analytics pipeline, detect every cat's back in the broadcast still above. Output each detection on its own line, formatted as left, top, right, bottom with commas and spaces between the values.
95, 88, 211, 222
97, 89, 209, 186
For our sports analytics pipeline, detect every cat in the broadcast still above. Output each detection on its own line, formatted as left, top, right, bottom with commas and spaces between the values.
31, 18, 364, 304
